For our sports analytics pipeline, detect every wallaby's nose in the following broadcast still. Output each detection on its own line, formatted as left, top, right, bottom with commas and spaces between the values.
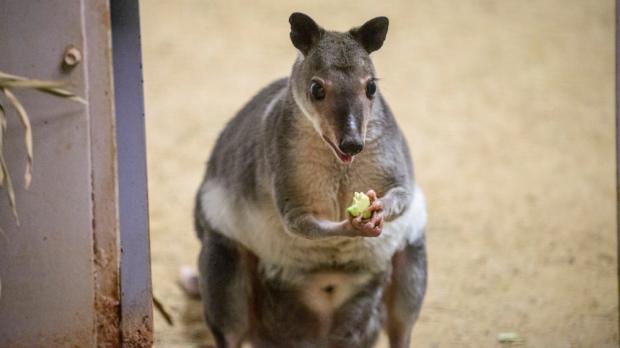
339, 137, 364, 156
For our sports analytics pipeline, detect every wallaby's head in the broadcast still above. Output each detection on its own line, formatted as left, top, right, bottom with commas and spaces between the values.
288, 12, 389, 165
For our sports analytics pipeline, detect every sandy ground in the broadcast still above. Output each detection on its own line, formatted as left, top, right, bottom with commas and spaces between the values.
141, 1, 618, 347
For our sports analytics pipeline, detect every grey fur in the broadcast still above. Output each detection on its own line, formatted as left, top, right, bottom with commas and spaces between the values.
195, 12, 427, 348
384, 236, 427, 348
198, 227, 251, 348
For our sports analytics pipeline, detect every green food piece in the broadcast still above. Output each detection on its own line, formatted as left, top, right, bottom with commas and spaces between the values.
347, 192, 372, 219
497, 332, 523, 343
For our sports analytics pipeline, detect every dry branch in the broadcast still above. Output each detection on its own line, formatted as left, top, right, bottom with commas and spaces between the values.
0, 70, 86, 224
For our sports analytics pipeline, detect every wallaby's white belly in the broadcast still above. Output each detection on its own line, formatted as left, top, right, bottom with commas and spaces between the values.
199, 180, 426, 282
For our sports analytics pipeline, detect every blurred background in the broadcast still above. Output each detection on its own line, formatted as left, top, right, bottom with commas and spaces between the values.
141, 1, 617, 347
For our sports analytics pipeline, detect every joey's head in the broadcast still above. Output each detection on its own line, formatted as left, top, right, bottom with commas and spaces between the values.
288, 12, 389, 165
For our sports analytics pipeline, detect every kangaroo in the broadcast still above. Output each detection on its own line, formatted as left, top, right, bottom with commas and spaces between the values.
193, 12, 427, 348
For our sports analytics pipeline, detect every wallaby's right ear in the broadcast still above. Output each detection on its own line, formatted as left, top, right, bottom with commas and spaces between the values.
349, 17, 389, 53
289, 12, 322, 55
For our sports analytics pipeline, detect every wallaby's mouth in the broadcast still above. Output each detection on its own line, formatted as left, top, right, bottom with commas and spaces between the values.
322, 135, 354, 165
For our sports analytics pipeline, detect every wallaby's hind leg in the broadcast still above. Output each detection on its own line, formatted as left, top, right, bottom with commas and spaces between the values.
383, 235, 427, 348
198, 226, 253, 348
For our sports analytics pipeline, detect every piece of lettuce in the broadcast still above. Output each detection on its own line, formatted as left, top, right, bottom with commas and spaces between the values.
347, 192, 372, 219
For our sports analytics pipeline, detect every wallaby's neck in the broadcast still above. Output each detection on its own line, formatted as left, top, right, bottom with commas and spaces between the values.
274, 83, 343, 171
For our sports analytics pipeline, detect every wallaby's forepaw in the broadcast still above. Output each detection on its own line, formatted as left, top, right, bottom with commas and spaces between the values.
349, 189, 384, 237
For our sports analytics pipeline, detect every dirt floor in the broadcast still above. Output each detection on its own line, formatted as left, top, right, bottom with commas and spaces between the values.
141, 1, 618, 347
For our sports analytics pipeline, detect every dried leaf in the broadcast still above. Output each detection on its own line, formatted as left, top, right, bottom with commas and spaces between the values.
0, 99, 19, 225
0, 70, 87, 227
153, 296, 174, 326
35, 86, 87, 104
0, 103, 5, 185
0, 71, 87, 105
0, 71, 23, 81
2, 88, 33, 189
0, 79, 65, 89
0, 136, 18, 225
0, 102, 5, 126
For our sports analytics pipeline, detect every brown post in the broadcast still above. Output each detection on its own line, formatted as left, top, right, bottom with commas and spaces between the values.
616, 0, 619, 339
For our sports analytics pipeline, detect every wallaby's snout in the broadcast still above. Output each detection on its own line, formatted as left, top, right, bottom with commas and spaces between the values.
339, 135, 363, 156
339, 116, 364, 156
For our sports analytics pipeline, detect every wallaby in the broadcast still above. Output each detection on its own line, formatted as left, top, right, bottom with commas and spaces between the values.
193, 12, 427, 348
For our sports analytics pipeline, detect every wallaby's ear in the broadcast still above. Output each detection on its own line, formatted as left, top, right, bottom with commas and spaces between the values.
289, 12, 322, 55
350, 17, 389, 53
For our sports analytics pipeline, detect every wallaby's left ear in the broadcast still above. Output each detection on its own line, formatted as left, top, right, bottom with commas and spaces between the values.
350, 17, 389, 53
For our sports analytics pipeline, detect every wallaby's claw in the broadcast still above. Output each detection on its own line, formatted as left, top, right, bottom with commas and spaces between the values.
366, 189, 378, 202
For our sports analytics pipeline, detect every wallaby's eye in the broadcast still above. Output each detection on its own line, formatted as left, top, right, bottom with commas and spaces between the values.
310, 81, 326, 101
366, 80, 377, 98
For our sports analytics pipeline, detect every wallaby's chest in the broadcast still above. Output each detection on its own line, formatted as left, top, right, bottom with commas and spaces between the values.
291, 149, 389, 221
